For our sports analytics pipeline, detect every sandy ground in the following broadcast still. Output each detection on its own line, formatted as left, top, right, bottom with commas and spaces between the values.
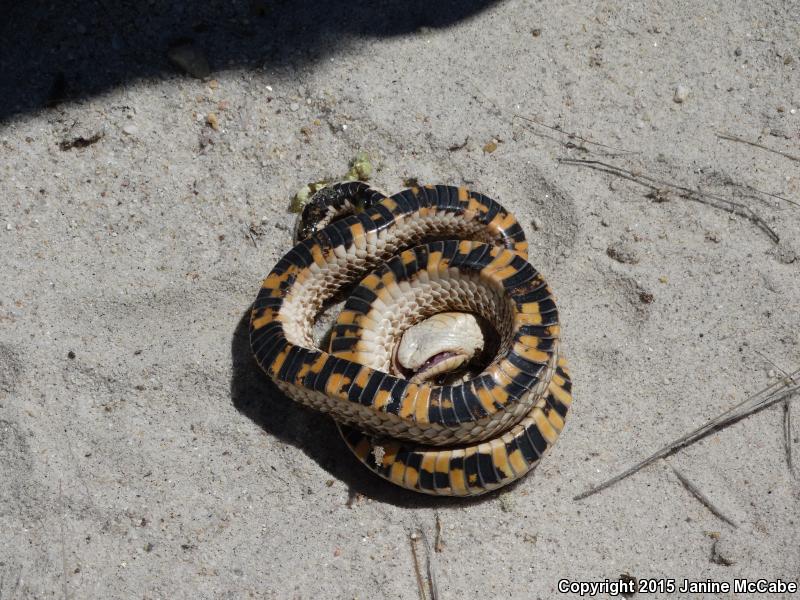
1, 0, 799, 598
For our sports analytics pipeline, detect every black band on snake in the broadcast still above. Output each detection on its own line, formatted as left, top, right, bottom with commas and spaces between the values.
250, 182, 572, 496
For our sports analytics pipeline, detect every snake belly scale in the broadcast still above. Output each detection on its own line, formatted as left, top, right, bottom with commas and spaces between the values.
250, 182, 572, 496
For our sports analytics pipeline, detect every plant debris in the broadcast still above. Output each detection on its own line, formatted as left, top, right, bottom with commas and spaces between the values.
59, 130, 104, 151
575, 367, 800, 500
559, 158, 780, 243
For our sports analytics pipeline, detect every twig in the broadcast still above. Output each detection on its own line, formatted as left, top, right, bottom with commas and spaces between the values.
447, 137, 469, 152
558, 158, 780, 243
574, 369, 800, 500
458, 77, 633, 156
513, 114, 635, 155
670, 465, 738, 528
717, 132, 800, 164
434, 512, 444, 553
420, 530, 440, 600
754, 350, 798, 478
785, 402, 795, 477
409, 532, 428, 600
733, 184, 800, 209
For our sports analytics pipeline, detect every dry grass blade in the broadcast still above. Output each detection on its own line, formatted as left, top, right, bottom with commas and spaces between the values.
754, 350, 797, 478
558, 158, 780, 243
716, 132, 800, 164
434, 512, 444, 553
420, 530, 440, 600
736, 184, 800, 209
784, 402, 795, 477
514, 114, 635, 155
575, 369, 800, 500
458, 77, 634, 156
409, 532, 427, 600
670, 465, 738, 528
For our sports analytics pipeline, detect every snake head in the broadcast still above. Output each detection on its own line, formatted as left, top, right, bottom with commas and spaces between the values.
394, 312, 485, 383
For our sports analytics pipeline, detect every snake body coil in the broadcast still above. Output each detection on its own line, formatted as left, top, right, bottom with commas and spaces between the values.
250, 182, 572, 496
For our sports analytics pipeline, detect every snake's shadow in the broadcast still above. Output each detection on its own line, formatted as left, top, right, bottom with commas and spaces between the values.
230, 307, 520, 507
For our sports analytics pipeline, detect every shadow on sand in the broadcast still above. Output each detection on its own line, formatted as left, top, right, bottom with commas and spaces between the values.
230, 308, 519, 507
2, 0, 499, 122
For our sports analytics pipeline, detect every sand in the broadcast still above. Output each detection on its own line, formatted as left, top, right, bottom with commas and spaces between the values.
1, 1, 798, 598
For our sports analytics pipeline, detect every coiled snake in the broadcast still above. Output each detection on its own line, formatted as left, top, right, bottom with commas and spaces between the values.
250, 182, 572, 496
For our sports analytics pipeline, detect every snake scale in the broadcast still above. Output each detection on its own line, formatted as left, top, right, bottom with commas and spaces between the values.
250, 182, 572, 496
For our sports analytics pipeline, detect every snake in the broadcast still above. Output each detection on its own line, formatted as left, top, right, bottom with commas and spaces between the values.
250, 181, 572, 496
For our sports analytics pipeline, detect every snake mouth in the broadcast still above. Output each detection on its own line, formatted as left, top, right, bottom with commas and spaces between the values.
410, 351, 464, 383
394, 349, 468, 384
418, 350, 459, 373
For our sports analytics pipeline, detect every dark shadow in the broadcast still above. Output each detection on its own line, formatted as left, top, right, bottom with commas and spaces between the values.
231, 307, 518, 507
1, 0, 500, 123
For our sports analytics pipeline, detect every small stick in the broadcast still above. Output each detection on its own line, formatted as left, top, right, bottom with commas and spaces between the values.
558, 158, 780, 243
754, 350, 798, 477
670, 465, 738, 528
785, 402, 795, 477
459, 77, 634, 156
575, 369, 800, 500
434, 512, 444, 553
420, 530, 440, 600
409, 532, 428, 600
716, 132, 800, 164
514, 114, 635, 155
734, 184, 799, 209
448, 136, 469, 152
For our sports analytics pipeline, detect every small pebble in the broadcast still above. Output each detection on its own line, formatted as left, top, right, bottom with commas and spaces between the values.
531, 28, 542, 37
67, 351, 76, 359
289, 102, 300, 112
122, 125, 138, 136
734, 47, 742, 57
673, 85, 689, 103
5, 223, 11, 231
767, 369, 777, 378
531, 217, 543, 231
